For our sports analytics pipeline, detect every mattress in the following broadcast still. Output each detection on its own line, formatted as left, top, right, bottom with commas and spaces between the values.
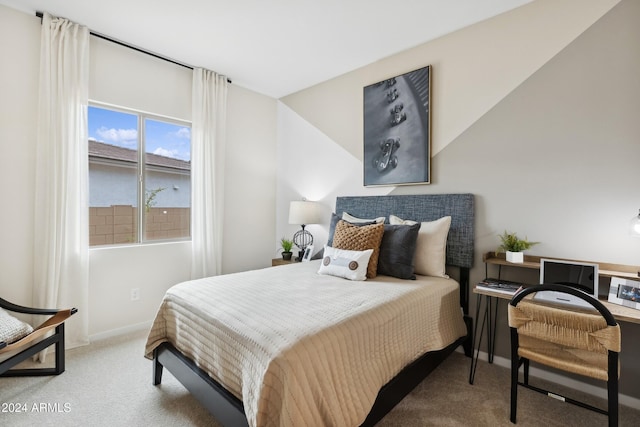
145, 260, 467, 427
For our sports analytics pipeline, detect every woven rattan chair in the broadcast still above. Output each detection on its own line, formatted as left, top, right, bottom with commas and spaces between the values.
0, 297, 77, 376
508, 284, 620, 427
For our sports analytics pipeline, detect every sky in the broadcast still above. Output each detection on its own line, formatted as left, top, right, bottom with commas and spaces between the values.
88, 106, 191, 161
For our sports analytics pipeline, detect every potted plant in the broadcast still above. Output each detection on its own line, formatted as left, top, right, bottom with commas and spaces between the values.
279, 237, 294, 261
496, 231, 539, 263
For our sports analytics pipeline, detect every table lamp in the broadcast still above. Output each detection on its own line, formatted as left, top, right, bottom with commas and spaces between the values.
289, 200, 323, 261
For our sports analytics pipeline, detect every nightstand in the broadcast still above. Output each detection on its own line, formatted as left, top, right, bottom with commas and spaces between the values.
272, 258, 296, 267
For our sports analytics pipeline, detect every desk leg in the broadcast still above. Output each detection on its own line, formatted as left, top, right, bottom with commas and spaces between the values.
469, 294, 487, 384
488, 297, 499, 364
469, 294, 500, 384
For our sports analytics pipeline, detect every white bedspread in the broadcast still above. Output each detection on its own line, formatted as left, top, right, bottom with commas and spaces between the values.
145, 260, 467, 427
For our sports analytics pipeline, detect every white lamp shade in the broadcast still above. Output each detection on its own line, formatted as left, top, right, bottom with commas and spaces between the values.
631, 209, 640, 236
289, 201, 323, 225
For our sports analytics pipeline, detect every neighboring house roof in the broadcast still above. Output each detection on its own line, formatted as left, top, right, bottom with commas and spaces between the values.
89, 140, 190, 171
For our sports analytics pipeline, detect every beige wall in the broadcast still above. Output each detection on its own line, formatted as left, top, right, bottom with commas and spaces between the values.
282, 0, 620, 159
3, 0, 639, 403
278, 0, 640, 403
0, 5, 277, 337
0, 5, 40, 308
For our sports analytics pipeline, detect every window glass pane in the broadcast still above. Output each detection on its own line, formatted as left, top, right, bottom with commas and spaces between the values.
143, 118, 191, 241
88, 106, 139, 246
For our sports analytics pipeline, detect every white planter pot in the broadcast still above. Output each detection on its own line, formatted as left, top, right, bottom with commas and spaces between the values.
506, 251, 524, 263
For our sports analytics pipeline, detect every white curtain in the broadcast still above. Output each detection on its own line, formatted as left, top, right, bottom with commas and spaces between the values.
34, 13, 90, 356
190, 69, 228, 279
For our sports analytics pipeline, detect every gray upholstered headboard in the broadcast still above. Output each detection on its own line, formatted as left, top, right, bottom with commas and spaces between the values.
335, 194, 475, 315
335, 193, 475, 269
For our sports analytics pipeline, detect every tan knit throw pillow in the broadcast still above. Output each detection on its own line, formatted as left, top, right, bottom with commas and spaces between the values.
332, 220, 384, 278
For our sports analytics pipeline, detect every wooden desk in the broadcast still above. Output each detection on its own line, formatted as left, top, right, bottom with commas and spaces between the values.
474, 286, 640, 325
483, 252, 640, 280
469, 253, 640, 384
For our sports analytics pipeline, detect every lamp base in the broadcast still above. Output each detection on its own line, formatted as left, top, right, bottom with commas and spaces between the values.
293, 226, 313, 262
293, 228, 313, 250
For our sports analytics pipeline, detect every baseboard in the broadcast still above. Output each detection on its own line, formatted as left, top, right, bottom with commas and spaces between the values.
89, 320, 152, 342
460, 348, 640, 409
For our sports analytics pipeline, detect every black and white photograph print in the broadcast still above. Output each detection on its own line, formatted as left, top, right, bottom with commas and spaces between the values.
363, 65, 431, 186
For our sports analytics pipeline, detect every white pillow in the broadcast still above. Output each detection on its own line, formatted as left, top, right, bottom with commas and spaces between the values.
342, 212, 385, 224
389, 215, 452, 278
0, 307, 33, 345
318, 246, 374, 281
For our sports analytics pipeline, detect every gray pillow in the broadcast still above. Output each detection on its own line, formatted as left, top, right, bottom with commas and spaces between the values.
376, 223, 421, 280
327, 212, 379, 246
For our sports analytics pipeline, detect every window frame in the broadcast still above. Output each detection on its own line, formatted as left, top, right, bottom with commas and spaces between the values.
88, 101, 192, 246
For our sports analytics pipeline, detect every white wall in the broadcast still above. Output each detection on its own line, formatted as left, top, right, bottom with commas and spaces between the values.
0, 5, 278, 337
222, 83, 277, 274
275, 103, 389, 253
279, 0, 621, 252
281, 0, 620, 160
0, 5, 40, 309
277, 0, 640, 400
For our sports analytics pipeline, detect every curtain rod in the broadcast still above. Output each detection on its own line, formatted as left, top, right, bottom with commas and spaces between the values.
35, 11, 232, 84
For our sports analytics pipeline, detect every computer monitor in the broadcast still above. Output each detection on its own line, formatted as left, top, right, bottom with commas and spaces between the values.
536, 258, 599, 308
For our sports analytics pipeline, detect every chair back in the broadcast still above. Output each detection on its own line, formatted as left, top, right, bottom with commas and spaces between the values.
508, 284, 620, 381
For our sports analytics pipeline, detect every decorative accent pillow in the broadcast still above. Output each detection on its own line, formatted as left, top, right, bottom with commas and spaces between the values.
341, 212, 385, 224
389, 215, 452, 278
0, 308, 33, 345
332, 220, 385, 278
377, 223, 421, 280
326, 212, 383, 246
317, 246, 373, 281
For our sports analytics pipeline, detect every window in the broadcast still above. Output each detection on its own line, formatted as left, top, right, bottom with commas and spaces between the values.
88, 104, 191, 246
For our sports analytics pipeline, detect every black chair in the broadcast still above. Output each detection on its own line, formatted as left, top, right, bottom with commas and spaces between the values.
0, 297, 77, 376
508, 284, 620, 427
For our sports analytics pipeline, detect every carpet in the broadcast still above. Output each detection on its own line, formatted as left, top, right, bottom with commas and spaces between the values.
1, 329, 637, 426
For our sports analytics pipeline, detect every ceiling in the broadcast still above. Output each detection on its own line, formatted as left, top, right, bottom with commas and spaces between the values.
1, 0, 532, 98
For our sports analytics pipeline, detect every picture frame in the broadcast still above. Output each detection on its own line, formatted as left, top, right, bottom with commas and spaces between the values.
608, 277, 640, 310
302, 245, 314, 262
363, 65, 431, 187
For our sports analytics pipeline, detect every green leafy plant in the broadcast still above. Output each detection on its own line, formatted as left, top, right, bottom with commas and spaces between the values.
496, 231, 539, 253
145, 187, 166, 212
279, 237, 294, 253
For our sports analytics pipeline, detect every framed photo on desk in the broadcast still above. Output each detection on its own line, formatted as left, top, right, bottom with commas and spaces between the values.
608, 277, 640, 310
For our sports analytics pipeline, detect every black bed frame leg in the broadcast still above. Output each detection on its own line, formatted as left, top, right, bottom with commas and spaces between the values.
153, 348, 164, 385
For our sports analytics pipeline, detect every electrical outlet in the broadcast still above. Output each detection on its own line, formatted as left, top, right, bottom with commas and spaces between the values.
131, 288, 140, 301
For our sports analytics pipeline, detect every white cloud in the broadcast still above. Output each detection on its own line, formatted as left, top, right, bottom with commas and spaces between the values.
95, 127, 138, 147
174, 127, 191, 139
153, 147, 178, 158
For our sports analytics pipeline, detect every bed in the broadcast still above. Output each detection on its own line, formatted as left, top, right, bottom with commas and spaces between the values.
145, 193, 474, 426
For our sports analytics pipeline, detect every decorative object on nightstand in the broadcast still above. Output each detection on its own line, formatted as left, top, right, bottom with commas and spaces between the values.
279, 237, 294, 260
289, 200, 323, 261
495, 230, 538, 264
